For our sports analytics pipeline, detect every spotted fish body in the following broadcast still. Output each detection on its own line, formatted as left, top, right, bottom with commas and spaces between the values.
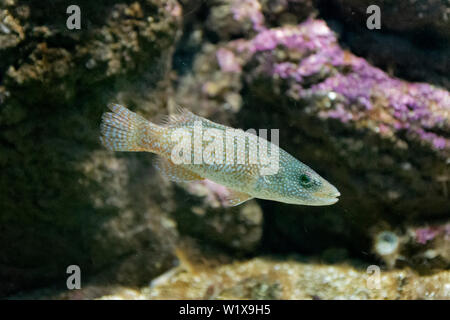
100, 104, 340, 206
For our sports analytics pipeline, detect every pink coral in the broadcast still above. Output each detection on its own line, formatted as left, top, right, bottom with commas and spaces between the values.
415, 224, 450, 244
188, 179, 231, 208
231, 0, 266, 32
216, 48, 241, 73
224, 18, 450, 152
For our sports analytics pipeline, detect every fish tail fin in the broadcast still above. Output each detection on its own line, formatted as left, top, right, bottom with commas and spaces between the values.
100, 103, 161, 152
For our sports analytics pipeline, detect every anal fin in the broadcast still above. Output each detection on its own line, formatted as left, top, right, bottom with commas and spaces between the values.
155, 157, 203, 182
226, 189, 253, 207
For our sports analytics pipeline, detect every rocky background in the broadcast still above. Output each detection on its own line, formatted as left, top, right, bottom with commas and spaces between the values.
0, 0, 448, 299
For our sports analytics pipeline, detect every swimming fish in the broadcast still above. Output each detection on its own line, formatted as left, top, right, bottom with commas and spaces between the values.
100, 104, 340, 206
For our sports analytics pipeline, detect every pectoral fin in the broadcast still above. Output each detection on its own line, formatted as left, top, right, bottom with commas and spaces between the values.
155, 157, 203, 182
226, 189, 253, 207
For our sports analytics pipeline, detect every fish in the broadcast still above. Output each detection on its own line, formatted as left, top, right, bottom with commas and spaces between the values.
100, 103, 340, 206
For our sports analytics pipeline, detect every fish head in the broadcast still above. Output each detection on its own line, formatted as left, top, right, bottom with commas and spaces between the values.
259, 160, 340, 206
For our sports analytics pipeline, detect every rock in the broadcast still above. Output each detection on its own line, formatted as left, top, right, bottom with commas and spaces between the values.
11, 251, 450, 299
327, 0, 450, 40
146, 256, 450, 300
0, 1, 266, 297
2, 0, 449, 299
171, 179, 263, 254
0, 0, 183, 297
319, 0, 450, 90
235, 19, 449, 259
335, 28, 450, 90
371, 222, 450, 272
172, 2, 450, 263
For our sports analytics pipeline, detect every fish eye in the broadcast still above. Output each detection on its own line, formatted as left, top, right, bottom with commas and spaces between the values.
299, 174, 312, 187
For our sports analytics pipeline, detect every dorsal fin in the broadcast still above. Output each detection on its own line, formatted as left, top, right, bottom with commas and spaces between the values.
164, 105, 199, 127
162, 105, 229, 131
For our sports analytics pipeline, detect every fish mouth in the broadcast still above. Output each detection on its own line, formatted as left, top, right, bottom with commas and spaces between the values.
313, 196, 339, 205
312, 185, 341, 205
